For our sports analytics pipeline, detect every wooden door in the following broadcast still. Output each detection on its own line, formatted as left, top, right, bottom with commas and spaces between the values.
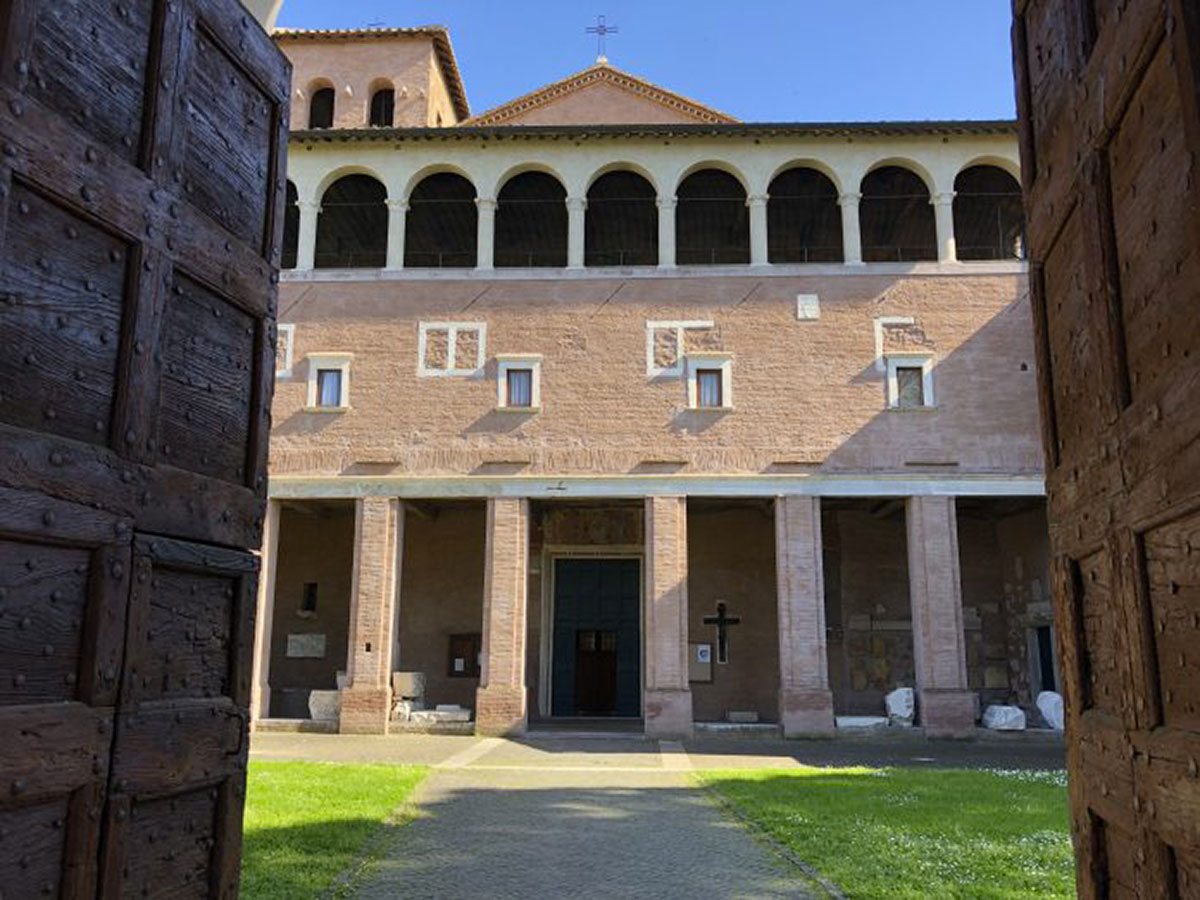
1013, 1, 1200, 895
0, 0, 288, 896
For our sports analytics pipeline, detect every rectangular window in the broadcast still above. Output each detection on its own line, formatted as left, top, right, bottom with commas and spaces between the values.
895, 366, 925, 408
506, 369, 533, 408
301, 582, 318, 613
316, 369, 343, 407
696, 369, 723, 408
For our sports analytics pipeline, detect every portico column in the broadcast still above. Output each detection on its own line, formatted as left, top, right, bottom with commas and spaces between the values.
566, 196, 587, 269
295, 200, 319, 271
747, 193, 769, 266
775, 496, 835, 736
643, 495, 693, 736
838, 192, 863, 265
476, 497, 530, 735
657, 197, 677, 269
341, 497, 404, 734
906, 495, 975, 735
476, 197, 496, 270
250, 499, 281, 726
384, 198, 408, 269
932, 191, 957, 262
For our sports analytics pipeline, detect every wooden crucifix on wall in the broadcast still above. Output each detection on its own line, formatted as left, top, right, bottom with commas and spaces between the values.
703, 601, 741, 664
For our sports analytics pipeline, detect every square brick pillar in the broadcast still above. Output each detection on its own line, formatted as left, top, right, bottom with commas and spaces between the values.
775, 496, 835, 736
643, 496, 693, 737
250, 499, 280, 727
340, 497, 404, 734
476, 497, 530, 735
907, 495, 976, 736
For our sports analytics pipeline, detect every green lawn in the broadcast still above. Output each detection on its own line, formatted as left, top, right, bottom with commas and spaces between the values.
240, 761, 427, 900
698, 767, 1073, 900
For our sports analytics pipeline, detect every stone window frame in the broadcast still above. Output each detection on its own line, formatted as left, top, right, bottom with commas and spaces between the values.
275, 323, 295, 378
305, 352, 353, 412
795, 293, 820, 321
685, 352, 734, 410
417, 321, 487, 377
885, 351, 936, 410
496, 354, 542, 411
645, 319, 715, 377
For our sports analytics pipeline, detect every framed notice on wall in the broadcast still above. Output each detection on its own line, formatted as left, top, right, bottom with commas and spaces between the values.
447, 633, 482, 678
689, 643, 713, 683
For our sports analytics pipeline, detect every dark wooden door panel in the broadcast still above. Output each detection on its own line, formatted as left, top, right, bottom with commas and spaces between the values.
1014, 0, 1200, 895
0, 0, 287, 894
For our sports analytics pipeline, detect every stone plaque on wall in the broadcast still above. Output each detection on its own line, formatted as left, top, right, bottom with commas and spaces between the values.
286, 633, 327, 659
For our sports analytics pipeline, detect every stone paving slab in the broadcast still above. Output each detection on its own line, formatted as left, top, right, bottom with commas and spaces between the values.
249, 731, 479, 766
355, 766, 816, 899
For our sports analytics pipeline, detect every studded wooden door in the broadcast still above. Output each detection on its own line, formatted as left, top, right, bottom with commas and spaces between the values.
1013, 0, 1200, 896
0, 0, 288, 896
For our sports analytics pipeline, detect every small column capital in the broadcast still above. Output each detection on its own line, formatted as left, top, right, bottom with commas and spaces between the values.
476, 197, 498, 212
746, 193, 769, 208
656, 196, 678, 210
385, 198, 409, 212
932, 191, 956, 206
566, 196, 588, 212
297, 199, 321, 213
837, 192, 862, 207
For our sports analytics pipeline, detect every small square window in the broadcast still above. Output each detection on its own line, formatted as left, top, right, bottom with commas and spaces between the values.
506, 368, 533, 408
895, 366, 925, 408
301, 582, 318, 612
696, 369, 723, 408
316, 369, 343, 408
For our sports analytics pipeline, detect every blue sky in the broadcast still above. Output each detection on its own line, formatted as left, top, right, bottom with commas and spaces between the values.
277, 1, 1016, 122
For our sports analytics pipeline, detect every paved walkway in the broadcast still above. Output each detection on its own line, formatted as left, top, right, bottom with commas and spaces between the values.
249, 731, 1064, 899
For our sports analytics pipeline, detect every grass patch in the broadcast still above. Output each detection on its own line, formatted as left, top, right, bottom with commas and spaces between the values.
240, 761, 427, 900
697, 767, 1072, 900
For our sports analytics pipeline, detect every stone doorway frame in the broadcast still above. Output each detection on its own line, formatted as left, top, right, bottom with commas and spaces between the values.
537, 546, 645, 719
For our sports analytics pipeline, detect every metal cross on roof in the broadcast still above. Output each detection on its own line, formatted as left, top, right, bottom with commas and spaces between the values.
586, 14, 619, 63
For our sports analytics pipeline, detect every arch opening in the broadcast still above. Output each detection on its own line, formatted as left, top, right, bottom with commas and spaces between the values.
369, 87, 395, 127
585, 170, 658, 267
953, 165, 1025, 260
281, 180, 299, 269
767, 167, 843, 263
495, 171, 567, 268
405, 172, 478, 268
314, 174, 387, 269
676, 169, 749, 265
859, 166, 936, 262
308, 86, 335, 129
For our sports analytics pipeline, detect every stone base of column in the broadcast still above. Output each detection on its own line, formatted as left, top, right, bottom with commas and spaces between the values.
475, 685, 527, 736
249, 685, 271, 730
778, 688, 835, 737
918, 689, 977, 737
338, 687, 391, 735
643, 689, 693, 737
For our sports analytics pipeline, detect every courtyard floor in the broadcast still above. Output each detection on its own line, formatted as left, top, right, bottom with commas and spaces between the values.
247, 731, 1068, 899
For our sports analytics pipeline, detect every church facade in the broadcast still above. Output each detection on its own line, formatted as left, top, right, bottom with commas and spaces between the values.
252, 26, 1051, 738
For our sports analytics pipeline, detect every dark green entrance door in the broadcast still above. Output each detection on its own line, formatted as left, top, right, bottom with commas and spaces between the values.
552, 558, 640, 717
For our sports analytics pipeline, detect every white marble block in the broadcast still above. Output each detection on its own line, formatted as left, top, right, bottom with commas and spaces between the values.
981, 704, 1026, 731
1036, 691, 1064, 731
885, 687, 915, 726
392, 671, 426, 699
308, 689, 341, 723
835, 715, 889, 730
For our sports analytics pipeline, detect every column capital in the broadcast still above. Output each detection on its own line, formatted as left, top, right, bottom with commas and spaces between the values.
746, 193, 769, 207
656, 196, 678, 210
931, 191, 956, 206
297, 199, 321, 213
837, 192, 862, 207
385, 198, 409, 212
566, 196, 588, 212
476, 197, 498, 211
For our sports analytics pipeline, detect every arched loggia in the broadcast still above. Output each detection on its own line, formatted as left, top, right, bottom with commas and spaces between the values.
405, 172, 478, 268
308, 86, 334, 128
495, 171, 567, 268
281, 180, 299, 269
859, 166, 937, 262
767, 167, 843, 263
676, 169, 749, 265
314, 174, 387, 269
953, 165, 1025, 260
585, 170, 658, 266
